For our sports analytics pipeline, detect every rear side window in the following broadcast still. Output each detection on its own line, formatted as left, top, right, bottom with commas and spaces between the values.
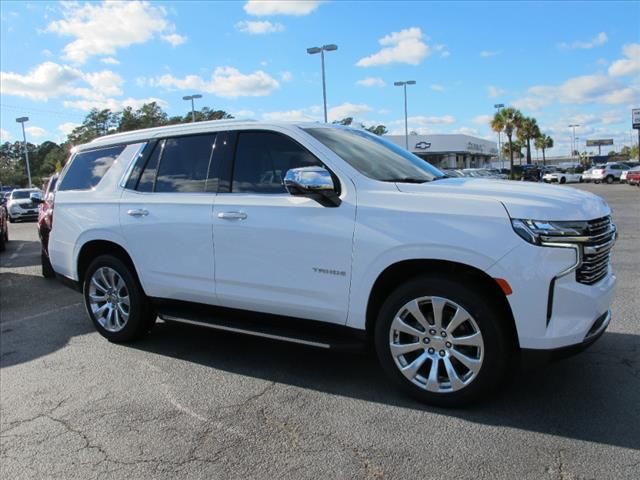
154, 134, 216, 193
232, 131, 322, 194
58, 145, 125, 191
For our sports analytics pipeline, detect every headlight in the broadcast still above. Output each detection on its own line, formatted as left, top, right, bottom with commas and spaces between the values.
511, 219, 589, 245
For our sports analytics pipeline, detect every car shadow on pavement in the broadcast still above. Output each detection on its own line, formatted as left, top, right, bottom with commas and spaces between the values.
131, 321, 640, 451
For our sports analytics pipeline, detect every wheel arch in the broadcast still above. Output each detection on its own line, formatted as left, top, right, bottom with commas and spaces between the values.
76, 240, 144, 292
364, 259, 519, 350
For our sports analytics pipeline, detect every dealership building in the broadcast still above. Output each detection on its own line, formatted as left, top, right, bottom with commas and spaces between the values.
385, 134, 498, 169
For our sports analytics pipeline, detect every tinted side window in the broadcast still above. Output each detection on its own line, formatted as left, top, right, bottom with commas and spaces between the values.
155, 135, 216, 193
58, 145, 125, 191
232, 131, 321, 194
136, 141, 163, 192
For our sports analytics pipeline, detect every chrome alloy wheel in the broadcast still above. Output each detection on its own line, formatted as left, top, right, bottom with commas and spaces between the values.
88, 266, 130, 332
389, 296, 484, 393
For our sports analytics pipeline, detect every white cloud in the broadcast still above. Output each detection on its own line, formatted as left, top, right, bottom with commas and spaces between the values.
41, 49, 53, 57
480, 50, 499, 57
487, 85, 505, 98
58, 122, 81, 136
391, 115, 456, 127
559, 32, 608, 50
262, 109, 318, 122
434, 44, 450, 58
100, 57, 120, 65
356, 27, 429, 67
1, 61, 83, 100
280, 71, 293, 82
25, 126, 47, 138
472, 114, 492, 125
150, 66, 280, 98
356, 77, 386, 87
244, 0, 321, 16
608, 43, 640, 77
524, 74, 638, 107
47, 1, 185, 64
328, 103, 372, 122
63, 96, 168, 112
0, 129, 12, 142
430, 84, 445, 92
235, 20, 284, 34
454, 127, 480, 136
161, 33, 187, 46
511, 96, 551, 111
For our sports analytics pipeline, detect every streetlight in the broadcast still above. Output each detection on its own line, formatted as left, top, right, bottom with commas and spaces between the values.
307, 44, 338, 123
394, 80, 416, 150
15, 117, 32, 188
494, 103, 504, 168
568, 124, 580, 159
182, 94, 202, 122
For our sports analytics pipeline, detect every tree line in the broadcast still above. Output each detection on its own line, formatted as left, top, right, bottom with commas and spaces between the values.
1, 103, 390, 189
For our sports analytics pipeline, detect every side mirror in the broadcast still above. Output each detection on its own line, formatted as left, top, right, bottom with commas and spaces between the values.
30, 192, 44, 204
284, 166, 341, 207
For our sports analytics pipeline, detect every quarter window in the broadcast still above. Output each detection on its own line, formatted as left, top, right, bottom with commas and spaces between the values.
58, 145, 125, 191
232, 131, 322, 194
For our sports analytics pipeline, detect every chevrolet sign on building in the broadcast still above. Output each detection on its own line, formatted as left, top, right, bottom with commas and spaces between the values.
385, 134, 498, 169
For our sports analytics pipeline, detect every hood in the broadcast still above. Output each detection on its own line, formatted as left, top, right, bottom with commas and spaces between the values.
9, 198, 34, 206
396, 178, 611, 221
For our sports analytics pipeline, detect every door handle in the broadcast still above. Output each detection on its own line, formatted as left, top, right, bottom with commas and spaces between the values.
217, 211, 247, 220
127, 209, 149, 217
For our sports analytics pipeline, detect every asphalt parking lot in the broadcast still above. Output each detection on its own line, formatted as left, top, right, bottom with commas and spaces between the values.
1, 183, 638, 479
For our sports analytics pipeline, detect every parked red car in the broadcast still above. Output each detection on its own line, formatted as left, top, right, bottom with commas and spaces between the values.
35, 174, 59, 277
626, 168, 640, 186
0, 195, 8, 252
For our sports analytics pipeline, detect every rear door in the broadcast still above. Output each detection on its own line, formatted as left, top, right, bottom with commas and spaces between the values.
119, 134, 218, 305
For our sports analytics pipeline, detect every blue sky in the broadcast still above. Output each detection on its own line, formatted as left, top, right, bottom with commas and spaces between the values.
1, 0, 639, 157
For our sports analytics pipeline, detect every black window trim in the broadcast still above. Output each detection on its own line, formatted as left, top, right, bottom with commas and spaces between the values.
225, 129, 341, 196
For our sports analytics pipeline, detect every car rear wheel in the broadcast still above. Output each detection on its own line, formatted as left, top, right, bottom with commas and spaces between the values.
374, 275, 511, 407
560, 177, 566, 184
606, 175, 614, 184
41, 250, 55, 278
83, 254, 156, 343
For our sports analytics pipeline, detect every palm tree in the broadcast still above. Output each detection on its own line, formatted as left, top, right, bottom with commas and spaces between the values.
491, 107, 523, 176
534, 134, 554, 166
517, 116, 541, 165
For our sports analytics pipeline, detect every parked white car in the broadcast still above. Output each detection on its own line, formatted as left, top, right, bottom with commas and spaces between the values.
591, 163, 630, 184
542, 169, 583, 184
48, 121, 617, 407
6, 188, 42, 222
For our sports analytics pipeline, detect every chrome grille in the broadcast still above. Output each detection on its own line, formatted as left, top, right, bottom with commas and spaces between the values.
576, 216, 615, 285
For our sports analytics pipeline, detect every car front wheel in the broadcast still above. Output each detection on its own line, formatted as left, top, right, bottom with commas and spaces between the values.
83, 254, 156, 343
375, 275, 511, 407
606, 175, 614, 184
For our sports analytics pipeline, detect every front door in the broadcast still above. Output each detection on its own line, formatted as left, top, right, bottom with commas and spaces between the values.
212, 130, 356, 325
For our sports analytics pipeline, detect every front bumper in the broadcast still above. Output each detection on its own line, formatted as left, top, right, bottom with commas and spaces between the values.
9, 209, 39, 220
521, 310, 610, 365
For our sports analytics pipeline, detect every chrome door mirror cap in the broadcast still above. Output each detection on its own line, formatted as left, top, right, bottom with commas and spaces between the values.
284, 166, 335, 194
30, 192, 44, 204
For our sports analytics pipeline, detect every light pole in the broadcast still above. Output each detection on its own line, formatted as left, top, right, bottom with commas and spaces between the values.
494, 103, 504, 168
182, 94, 202, 122
15, 117, 32, 188
307, 44, 338, 123
568, 124, 579, 159
394, 80, 416, 150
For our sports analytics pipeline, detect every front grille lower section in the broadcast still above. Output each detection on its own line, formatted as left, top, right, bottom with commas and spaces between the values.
576, 216, 615, 285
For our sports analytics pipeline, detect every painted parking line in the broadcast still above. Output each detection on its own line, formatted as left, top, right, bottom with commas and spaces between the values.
1, 302, 83, 326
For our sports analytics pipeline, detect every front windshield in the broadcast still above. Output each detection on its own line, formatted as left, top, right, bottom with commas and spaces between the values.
305, 127, 445, 182
11, 190, 37, 199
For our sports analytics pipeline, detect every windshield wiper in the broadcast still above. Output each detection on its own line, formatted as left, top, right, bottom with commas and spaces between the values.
380, 177, 429, 183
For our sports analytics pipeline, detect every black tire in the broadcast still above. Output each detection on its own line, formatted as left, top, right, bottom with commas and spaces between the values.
606, 175, 614, 184
374, 275, 511, 407
560, 177, 566, 184
0, 231, 5, 252
83, 254, 156, 343
41, 251, 56, 278
8, 217, 15, 223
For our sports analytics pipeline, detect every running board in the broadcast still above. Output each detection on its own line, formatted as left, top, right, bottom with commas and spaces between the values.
154, 300, 366, 350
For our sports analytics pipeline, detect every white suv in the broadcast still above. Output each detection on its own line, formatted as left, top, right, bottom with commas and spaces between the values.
591, 162, 630, 184
48, 121, 617, 406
